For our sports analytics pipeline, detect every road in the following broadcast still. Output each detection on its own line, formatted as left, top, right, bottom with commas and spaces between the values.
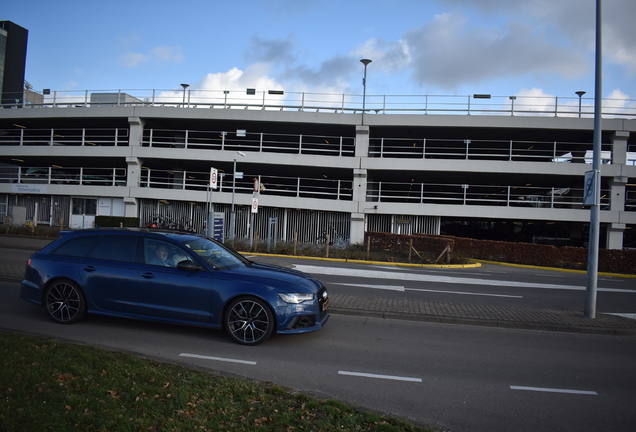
2, 272, 635, 431
253, 255, 636, 316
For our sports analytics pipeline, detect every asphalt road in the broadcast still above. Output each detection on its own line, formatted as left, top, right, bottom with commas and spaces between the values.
2, 276, 635, 432
253, 255, 636, 316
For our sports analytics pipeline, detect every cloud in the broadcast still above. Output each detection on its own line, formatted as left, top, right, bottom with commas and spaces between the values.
198, 65, 281, 91
119, 46, 184, 68
245, 35, 297, 64
402, 12, 586, 91
353, 38, 411, 72
443, 0, 636, 75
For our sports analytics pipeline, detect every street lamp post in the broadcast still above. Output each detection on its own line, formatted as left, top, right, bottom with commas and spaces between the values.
576, 91, 586, 118
180, 83, 190, 107
230, 151, 246, 242
360, 59, 372, 125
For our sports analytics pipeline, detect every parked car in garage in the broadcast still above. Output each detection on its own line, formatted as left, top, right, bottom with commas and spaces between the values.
20, 228, 329, 345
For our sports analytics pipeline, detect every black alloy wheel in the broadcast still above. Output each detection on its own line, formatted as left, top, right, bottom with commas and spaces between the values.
45, 280, 86, 324
224, 297, 274, 345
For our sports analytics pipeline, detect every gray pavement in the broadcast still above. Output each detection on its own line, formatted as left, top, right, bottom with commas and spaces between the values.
2, 234, 635, 336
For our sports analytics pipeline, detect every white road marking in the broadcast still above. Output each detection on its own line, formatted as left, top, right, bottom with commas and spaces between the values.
338, 370, 422, 383
179, 353, 257, 365
294, 265, 634, 293
336, 283, 405, 291
510, 385, 597, 395
608, 312, 636, 319
335, 282, 523, 298
407, 286, 522, 298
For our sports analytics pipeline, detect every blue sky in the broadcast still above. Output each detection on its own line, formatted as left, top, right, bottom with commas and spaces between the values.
4, 0, 635, 108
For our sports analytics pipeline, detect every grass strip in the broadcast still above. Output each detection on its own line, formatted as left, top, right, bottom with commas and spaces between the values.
0, 332, 432, 432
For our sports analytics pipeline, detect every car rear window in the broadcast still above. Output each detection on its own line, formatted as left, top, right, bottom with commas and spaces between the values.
51, 236, 100, 257
90, 236, 138, 262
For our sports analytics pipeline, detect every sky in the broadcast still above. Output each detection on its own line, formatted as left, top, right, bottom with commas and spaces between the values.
3, 0, 636, 109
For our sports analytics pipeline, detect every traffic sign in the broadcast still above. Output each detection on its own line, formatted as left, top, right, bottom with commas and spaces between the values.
210, 168, 218, 189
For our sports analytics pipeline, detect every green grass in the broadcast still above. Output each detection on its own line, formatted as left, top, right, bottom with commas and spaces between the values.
0, 332, 433, 432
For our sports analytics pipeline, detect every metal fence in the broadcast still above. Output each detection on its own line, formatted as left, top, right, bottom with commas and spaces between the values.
0, 127, 128, 146
367, 181, 611, 209
369, 137, 615, 163
143, 129, 356, 157
139, 198, 351, 244
0, 166, 127, 186
3, 89, 635, 119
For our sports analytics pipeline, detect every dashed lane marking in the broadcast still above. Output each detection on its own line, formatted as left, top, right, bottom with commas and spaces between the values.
510, 385, 597, 395
339, 370, 422, 383
179, 353, 257, 365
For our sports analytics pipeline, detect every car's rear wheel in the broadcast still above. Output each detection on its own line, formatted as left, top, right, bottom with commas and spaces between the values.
224, 297, 274, 345
45, 280, 86, 324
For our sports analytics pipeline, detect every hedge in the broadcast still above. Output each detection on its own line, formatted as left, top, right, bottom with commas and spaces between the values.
364, 231, 636, 275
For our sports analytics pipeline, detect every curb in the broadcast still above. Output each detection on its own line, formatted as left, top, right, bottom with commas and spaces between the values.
243, 252, 482, 269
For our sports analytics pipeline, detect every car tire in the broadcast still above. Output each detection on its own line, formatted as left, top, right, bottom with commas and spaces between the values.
44, 279, 86, 324
224, 296, 274, 345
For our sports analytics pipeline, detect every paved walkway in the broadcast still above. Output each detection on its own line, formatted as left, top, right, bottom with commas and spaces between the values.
2, 234, 635, 336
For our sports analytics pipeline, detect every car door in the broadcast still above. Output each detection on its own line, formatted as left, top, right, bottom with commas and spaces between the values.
138, 238, 215, 324
79, 235, 140, 315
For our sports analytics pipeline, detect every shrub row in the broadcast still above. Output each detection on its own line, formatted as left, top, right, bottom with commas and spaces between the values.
365, 231, 636, 275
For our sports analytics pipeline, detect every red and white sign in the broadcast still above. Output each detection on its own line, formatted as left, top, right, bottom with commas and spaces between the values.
251, 197, 259, 213
210, 168, 218, 189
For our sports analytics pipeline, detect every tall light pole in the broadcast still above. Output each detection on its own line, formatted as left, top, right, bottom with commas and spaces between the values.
360, 59, 372, 125
230, 151, 246, 242
585, 0, 602, 319
180, 83, 189, 107
576, 91, 586, 118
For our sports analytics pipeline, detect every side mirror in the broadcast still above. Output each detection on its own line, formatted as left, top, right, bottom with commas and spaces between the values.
177, 260, 201, 271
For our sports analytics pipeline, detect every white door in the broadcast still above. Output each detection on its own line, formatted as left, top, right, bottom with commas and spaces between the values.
70, 198, 97, 228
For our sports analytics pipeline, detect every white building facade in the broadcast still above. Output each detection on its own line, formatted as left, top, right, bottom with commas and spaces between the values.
1, 91, 635, 249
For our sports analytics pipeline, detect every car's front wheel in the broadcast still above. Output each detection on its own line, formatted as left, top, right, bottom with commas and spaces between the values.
224, 297, 274, 345
45, 280, 86, 324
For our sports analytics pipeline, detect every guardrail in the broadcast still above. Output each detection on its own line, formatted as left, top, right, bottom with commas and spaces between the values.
140, 168, 354, 201
368, 181, 612, 209
3, 89, 635, 119
0, 166, 126, 186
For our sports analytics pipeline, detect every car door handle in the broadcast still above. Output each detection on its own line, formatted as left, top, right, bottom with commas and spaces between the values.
141, 272, 155, 279
83, 266, 96, 272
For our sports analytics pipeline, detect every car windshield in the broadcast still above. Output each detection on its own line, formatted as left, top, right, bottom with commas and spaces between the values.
180, 237, 249, 270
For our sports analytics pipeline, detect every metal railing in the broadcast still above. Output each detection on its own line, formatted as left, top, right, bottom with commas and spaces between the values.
3, 89, 635, 119
369, 137, 615, 163
367, 181, 612, 209
143, 129, 355, 156
140, 168, 354, 201
1, 166, 127, 186
0, 127, 129, 146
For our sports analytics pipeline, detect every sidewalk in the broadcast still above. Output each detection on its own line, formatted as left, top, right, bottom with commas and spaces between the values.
2, 234, 635, 336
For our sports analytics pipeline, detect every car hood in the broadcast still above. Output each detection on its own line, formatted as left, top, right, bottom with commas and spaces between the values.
227, 262, 323, 292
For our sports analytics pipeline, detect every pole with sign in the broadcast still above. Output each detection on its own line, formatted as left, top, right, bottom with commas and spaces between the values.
207, 168, 218, 237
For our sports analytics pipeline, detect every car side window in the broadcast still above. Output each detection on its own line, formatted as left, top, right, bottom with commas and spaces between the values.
51, 236, 100, 257
144, 239, 190, 267
90, 236, 138, 263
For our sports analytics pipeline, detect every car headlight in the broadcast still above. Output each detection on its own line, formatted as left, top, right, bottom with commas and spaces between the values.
278, 292, 315, 304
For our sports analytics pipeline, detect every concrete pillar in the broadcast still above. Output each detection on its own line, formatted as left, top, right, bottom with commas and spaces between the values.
350, 212, 366, 244
611, 130, 629, 165
607, 223, 626, 250
125, 117, 145, 219
354, 125, 370, 157
606, 131, 630, 249
350, 126, 370, 244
